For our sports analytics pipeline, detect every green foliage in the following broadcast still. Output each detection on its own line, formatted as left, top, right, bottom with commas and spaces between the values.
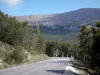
91, 22, 100, 68
0, 11, 46, 65
45, 41, 58, 56
36, 35, 46, 54
96, 21, 100, 28
59, 43, 69, 56
79, 25, 88, 50
0, 11, 30, 45
36, 24, 40, 35
11, 46, 26, 63
76, 22, 100, 72
45, 41, 71, 57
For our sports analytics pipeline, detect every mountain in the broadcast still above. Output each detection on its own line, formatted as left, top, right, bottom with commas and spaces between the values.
16, 8, 100, 26
16, 8, 100, 34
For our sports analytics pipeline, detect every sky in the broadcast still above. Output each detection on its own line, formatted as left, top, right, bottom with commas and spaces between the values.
0, 0, 100, 16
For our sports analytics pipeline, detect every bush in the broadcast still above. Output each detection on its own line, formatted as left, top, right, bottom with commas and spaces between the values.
12, 46, 26, 63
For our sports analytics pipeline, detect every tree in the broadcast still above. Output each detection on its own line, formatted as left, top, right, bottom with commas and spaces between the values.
78, 22, 100, 72
59, 43, 69, 57
91, 22, 100, 68
36, 24, 40, 35
96, 21, 100, 28
78, 25, 90, 65
45, 41, 58, 57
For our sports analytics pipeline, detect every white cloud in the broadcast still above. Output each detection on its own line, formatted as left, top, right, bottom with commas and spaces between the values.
4, 0, 23, 6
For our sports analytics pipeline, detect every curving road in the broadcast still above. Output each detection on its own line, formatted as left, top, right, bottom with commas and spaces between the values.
0, 57, 76, 75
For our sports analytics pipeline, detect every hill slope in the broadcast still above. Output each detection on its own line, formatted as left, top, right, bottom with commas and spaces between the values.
0, 11, 47, 69
16, 8, 100, 26
16, 8, 100, 35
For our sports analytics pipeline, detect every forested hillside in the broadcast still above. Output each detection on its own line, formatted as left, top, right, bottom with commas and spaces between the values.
15, 8, 100, 34
0, 11, 47, 69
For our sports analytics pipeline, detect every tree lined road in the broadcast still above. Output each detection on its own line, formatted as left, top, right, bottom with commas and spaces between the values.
0, 58, 76, 75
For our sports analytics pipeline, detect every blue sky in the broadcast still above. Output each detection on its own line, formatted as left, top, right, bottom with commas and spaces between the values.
0, 0, 100, 16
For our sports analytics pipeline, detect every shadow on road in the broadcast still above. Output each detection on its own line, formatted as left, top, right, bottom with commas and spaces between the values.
46, 69, 78, 75
46, 70, 64, 74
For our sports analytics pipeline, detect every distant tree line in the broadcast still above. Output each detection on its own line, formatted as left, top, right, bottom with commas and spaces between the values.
32, 25, 80, 35
45, 41, 76, 57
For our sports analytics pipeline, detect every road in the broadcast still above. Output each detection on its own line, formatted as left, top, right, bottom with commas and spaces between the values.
0, 57, 76, 75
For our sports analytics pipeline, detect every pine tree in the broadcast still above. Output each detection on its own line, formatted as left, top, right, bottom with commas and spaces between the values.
36, 24, 40, 35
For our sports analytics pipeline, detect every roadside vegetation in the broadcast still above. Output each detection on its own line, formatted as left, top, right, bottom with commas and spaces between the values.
45, 41, 78, 58
72, 22, 100, 74
0, 11, 47, 69
45, 22, 100, 74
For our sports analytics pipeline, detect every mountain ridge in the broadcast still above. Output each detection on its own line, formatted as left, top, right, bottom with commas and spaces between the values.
15, 8, 100, 42
16, 8, 100, 27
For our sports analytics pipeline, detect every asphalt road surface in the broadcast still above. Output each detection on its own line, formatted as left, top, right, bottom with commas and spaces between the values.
0, 57, 76, 75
